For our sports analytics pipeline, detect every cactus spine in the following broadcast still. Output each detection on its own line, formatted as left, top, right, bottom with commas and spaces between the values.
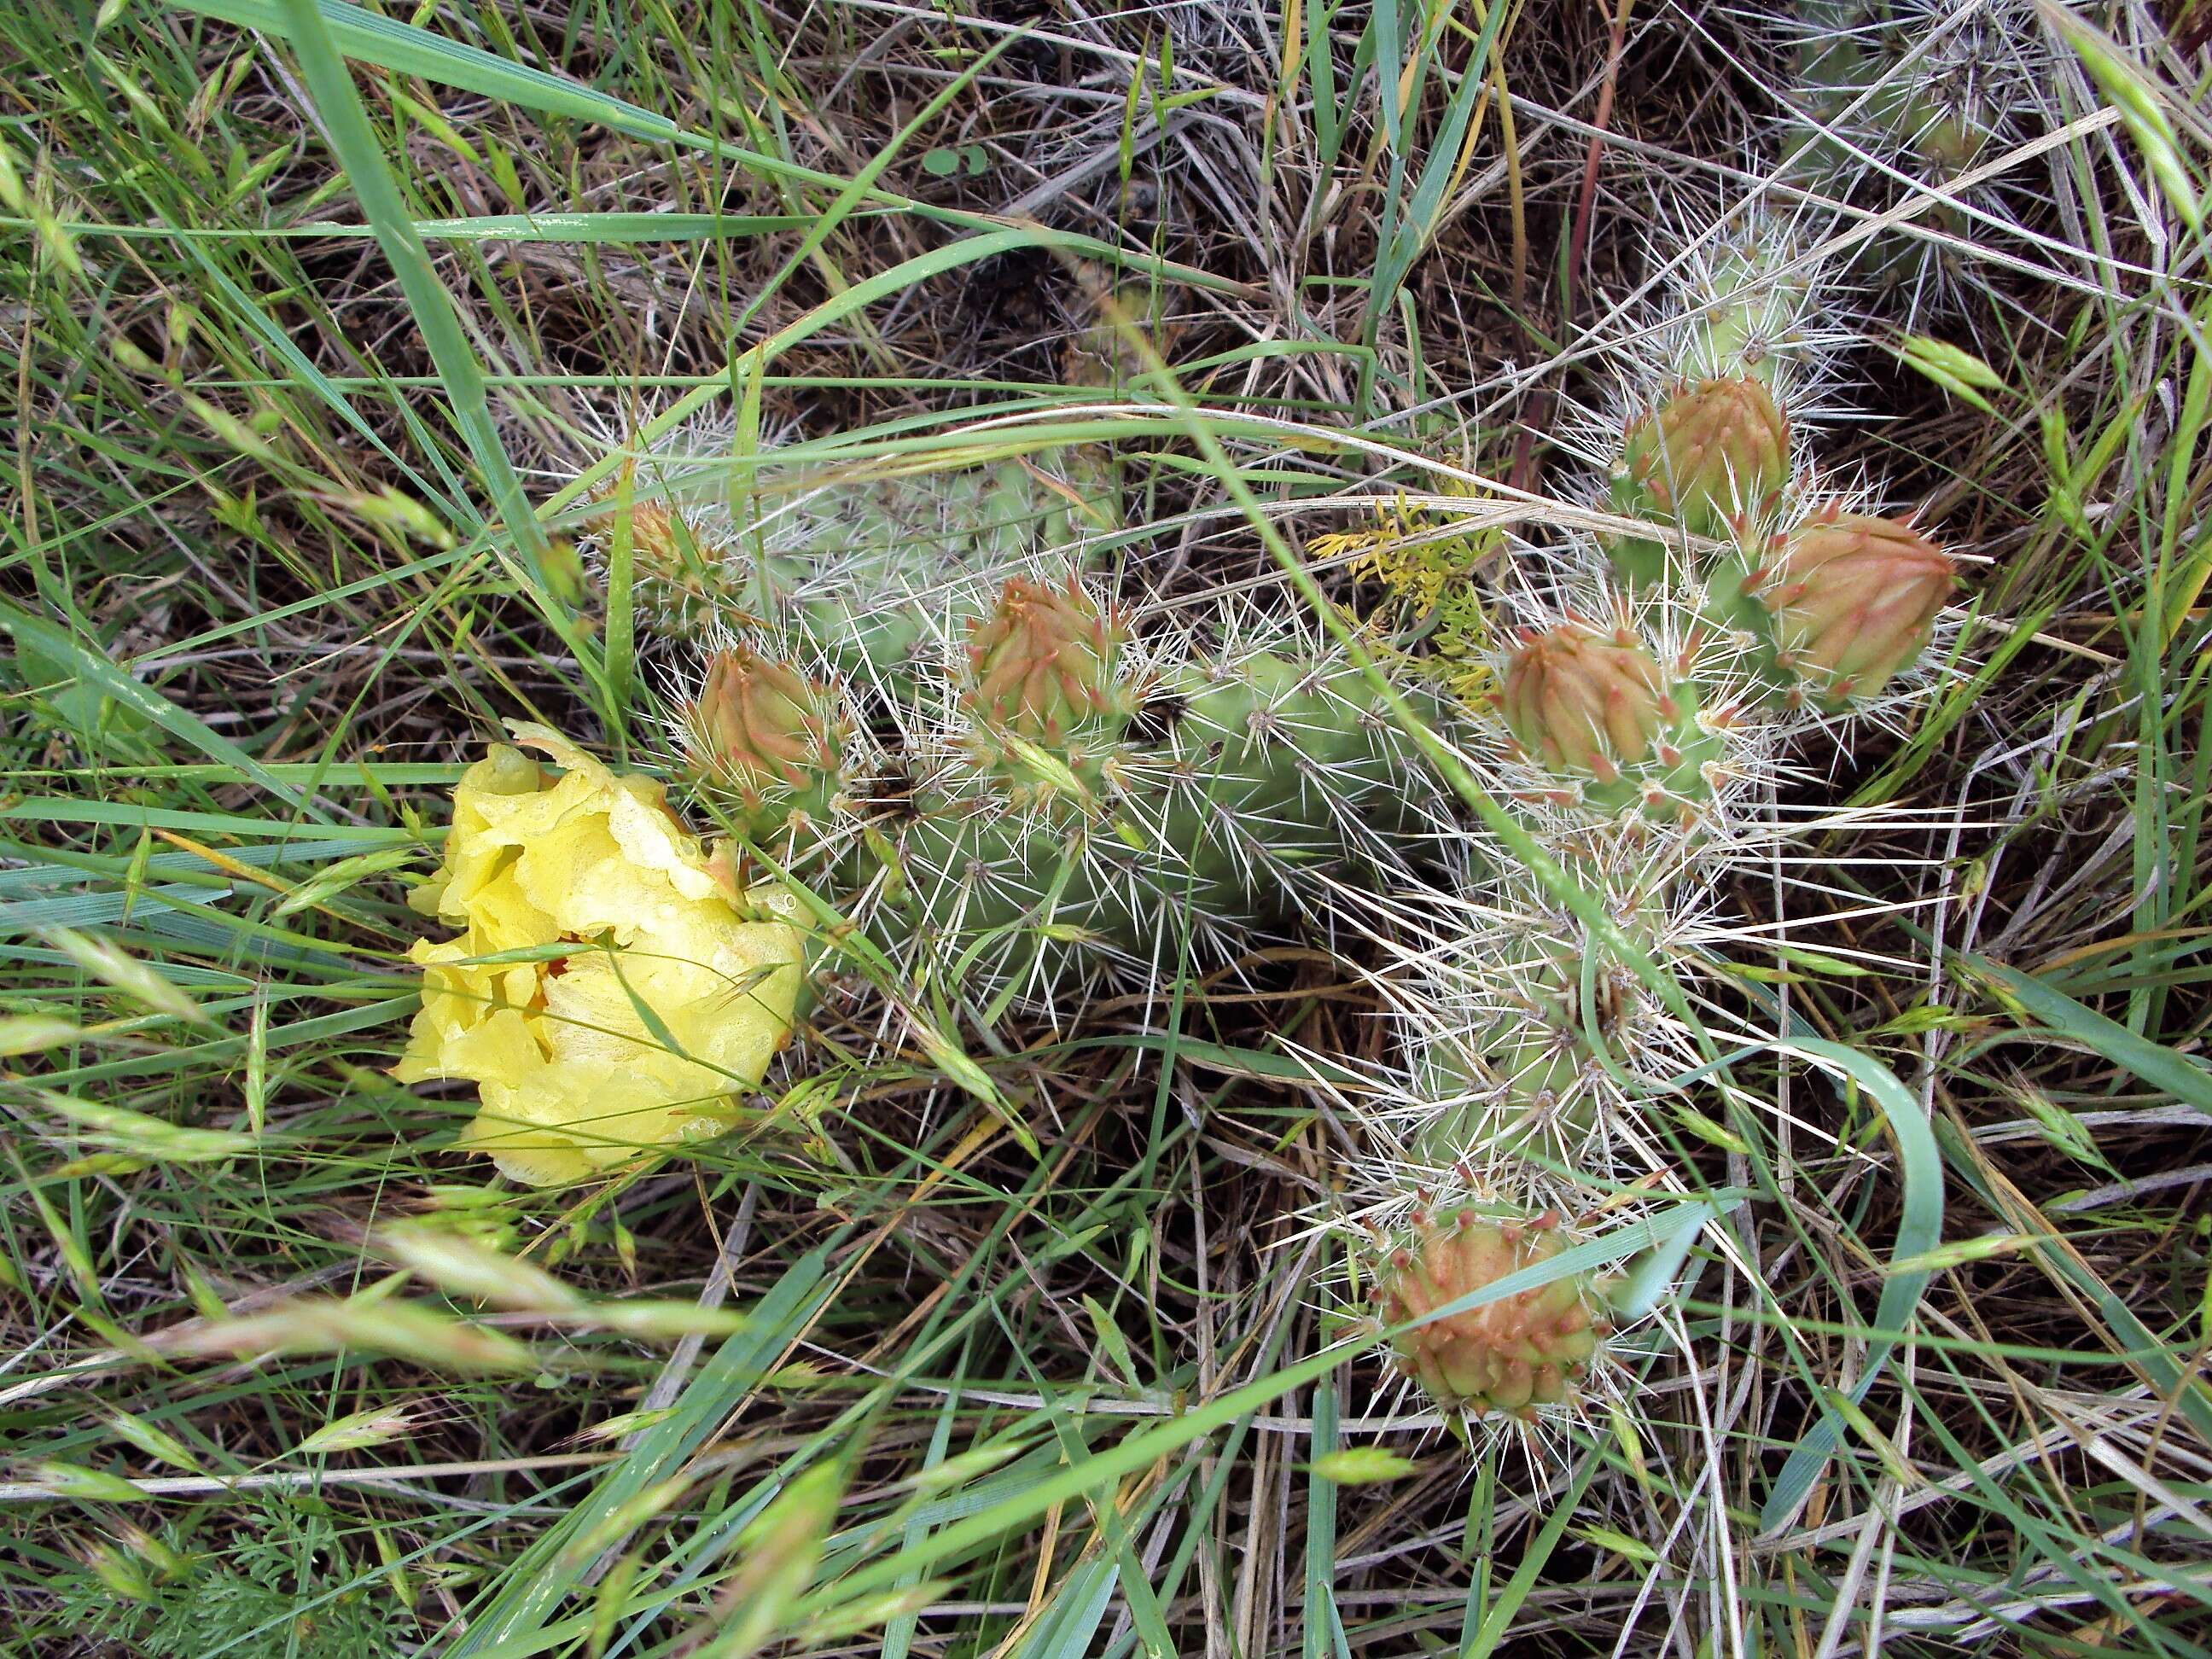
1776, 0, 2051, 315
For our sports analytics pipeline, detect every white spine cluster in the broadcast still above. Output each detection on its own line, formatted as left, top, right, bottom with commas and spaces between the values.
1767, 0, 2067, 325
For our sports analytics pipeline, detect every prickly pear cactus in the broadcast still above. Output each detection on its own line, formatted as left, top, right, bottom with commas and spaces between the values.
1598, 232, 1959, 732
591, 454, 1115, 680
1615, 375, 1790, 541
573, 419, 1469, 1010
1330, 195, 1966, 1422
1774, 0, 2052, 316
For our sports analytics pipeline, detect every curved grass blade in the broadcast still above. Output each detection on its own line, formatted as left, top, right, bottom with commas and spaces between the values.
166, 0, 1235, 288
0, 602, 317, 815
441, 1249, 836, 1652
1757, 1038, 1945, 1535
808, 1202, 1713, 1610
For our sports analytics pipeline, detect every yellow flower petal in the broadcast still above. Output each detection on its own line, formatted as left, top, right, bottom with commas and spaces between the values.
417, 744, 546, 924
512, 721, 722, 901
393, 730, 806, 1186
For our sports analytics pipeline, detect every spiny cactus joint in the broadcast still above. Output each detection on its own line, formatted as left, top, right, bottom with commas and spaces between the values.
651, 460, 1464, 1005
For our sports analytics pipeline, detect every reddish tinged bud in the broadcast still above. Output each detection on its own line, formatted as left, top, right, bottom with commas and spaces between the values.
965, 573, 1124, 742
1620, 376, 1790, 536
1767, 512, 1955, 706
1377, 1211, 1603, 1417
1499, 621, 1721, 820
686, 647, 842, 803
604, 500, 686, 569
1501, 624, 1668, 776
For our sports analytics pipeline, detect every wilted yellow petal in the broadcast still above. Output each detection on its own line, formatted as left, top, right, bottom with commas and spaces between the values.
393, 726, 806, 1186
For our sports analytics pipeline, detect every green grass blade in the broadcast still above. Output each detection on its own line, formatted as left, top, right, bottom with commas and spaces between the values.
1966, 952, 2212, 1114
1757, 1039, 1945, 1534
166, 0, 1236, 288
270, 0, 569, 634
440, 1248, 837, 1651
0, 602, 318, 815
1302, 1382, 1344, 1659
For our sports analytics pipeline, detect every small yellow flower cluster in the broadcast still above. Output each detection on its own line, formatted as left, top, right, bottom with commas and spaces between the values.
1311, 503, 1499, 703
393, 724, 807, 1186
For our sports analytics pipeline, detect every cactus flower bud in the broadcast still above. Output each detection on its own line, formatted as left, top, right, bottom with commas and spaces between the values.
600, 498, 692, 573
685, 647, 844, 808
1619, 376, 1790, 538
581, 463, 734, 625
1501, 624, 1669, 777
965, 573, 1125, 743
1499, 623, 1721, 822
1377, 1209, 1603, 1417
1766, 511, 1954, 707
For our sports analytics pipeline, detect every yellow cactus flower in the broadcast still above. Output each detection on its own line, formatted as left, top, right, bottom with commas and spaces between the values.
393, 723, 807, 1186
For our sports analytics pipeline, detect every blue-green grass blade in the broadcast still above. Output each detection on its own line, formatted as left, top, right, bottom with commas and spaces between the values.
441, 1248, 836, 1652
172, 234, 459, 515
1757, 1039, 1945, 1534
1458, 1441, 1604, 1657
1304, 1382, 1345, 1659
881, 1346, 969, 1659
